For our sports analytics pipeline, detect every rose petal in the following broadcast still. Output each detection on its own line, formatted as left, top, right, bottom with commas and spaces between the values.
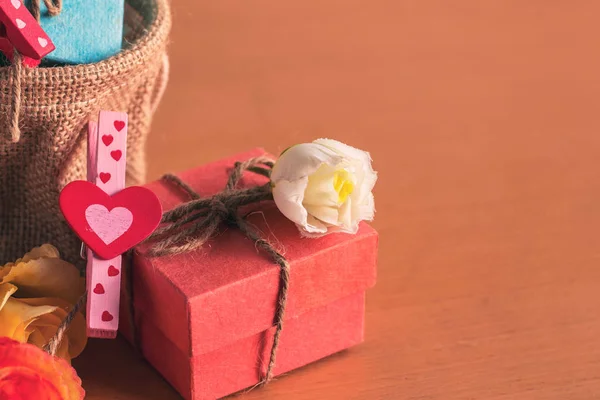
313, 138, 373, 170
0, 338, 85, 400
25, 318, 73, 361
1, 255, 82, 304
20, 298, 87, 360
0, 298, 57, 341
337, 197, 358, 233
0, 366, 64, 400
3, 244, 61, 268
272, 177, 309, 227
354, 192, 376, 222
316, 138, 378, 205
304, 204, 338, 226
0, 267, 10, 282
271, 143, 343, 183
302, 163, 341, 208
0, 283, 18, 310
305, 215, 329, 235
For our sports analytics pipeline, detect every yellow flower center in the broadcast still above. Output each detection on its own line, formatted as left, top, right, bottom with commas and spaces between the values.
333, 170, 354, 204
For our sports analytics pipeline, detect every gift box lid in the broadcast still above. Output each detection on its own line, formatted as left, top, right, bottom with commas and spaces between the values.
133, 148, 378, 357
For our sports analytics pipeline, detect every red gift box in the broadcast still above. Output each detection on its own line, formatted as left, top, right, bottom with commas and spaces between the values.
120, 148, 378, 400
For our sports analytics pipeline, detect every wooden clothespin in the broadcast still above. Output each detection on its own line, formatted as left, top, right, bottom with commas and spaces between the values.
0, 0, 54, 65
0, 23, 39, 66
85, 112, 127, 338
59, 111, 162, 338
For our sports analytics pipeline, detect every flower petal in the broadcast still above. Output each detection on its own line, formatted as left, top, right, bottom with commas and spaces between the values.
304, 204, 338, 226
302, 163, 340, 208
0, 298, 57, 341
272, 178, 309, 227
20, 298, 87, 360
316, 138, 378, 204
0, 366, 64, 399
25, 313, 73, 361
1, 256, 82, 304
314, 138, 373, 168
354, 192, 376, 222
337, 197, 359, 233
0, 338, 85, 400
2, 244, 61, 268
304, 215, 329, 235
271, 143, 343, 183
0, 283, 18, 310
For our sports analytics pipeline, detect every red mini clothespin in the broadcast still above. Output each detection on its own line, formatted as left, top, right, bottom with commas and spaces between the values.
0, 0, 55, 65
59, 111, 162, 338
0, 23, 39, 66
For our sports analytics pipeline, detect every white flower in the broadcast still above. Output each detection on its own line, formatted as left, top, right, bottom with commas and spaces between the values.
271, 139, 377, 236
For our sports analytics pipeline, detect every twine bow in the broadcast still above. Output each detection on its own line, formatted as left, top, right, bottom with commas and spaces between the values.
145, 156, 290, 384
7, 0, 62, 142
149, 156, 274, 255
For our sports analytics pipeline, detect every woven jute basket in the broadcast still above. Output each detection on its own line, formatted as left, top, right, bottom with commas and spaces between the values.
0, 0, 171, 266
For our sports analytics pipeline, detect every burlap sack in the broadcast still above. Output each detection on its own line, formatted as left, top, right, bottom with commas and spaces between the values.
0, 0, 171, 266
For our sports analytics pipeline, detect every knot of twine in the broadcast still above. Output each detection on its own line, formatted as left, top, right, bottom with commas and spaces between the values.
145, 156, 290, 384
148, 156, 276, 257
8, 0, 62, 143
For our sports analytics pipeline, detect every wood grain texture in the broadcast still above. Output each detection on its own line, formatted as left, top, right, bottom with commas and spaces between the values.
74, 1, 600, 399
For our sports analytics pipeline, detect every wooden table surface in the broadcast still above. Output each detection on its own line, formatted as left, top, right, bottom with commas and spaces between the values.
76, 1, 600, 399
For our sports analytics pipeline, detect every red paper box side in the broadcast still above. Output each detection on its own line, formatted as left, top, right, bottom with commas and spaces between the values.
189, 221, 378, 355
127, 253, 191, 352
138, 292, 366, 400
135, 310, 193, 397
194, 292, 366, 400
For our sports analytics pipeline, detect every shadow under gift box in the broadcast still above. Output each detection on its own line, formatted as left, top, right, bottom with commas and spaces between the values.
120, 148, 379, 400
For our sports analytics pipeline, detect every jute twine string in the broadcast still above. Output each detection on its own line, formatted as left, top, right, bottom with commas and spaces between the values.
43, 290, 87, 356
145, 156, 290, 384
8, 51, 22, 143
30, 0, 63, 20
7, 0, 63, 142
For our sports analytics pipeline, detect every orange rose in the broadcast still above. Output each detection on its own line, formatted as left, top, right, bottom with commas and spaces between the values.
0, 337, 84, 400
0, 245, 87, 362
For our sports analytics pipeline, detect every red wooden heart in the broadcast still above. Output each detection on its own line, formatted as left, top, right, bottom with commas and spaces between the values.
114, 120, 126, 132
59, 180, 163, 260
102, 134, 113, 146
108, 265, 119, 277
110, 150, 122, 161
101, 311, 114, 322
93, 283, 105, 294
99, 172, 111, 184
